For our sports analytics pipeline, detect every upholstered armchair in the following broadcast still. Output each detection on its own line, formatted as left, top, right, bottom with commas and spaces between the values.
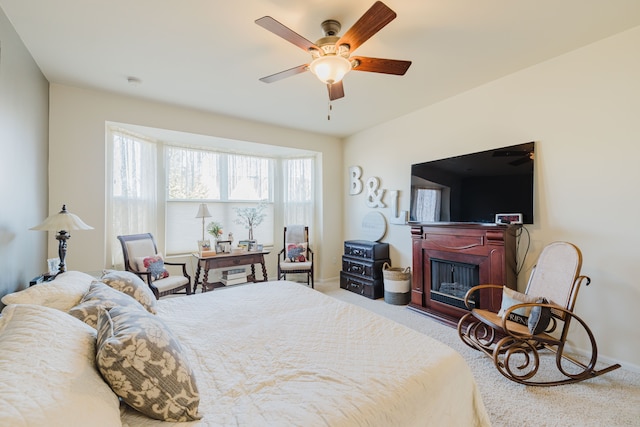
277, 225, 314, 288
117, 233, 192, 299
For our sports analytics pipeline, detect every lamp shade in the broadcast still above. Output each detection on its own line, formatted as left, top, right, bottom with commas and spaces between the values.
30, 205, 93, 232
195, 203, 212, 219
308, 55, 352, 84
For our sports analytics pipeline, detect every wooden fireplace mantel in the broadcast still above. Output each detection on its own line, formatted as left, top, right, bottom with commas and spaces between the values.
409, 223, 520, 326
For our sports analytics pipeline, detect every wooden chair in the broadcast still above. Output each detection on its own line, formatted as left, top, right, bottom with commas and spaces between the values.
457, 241, 620, 386
277, 225, 314, 288
117, 233, 192, 299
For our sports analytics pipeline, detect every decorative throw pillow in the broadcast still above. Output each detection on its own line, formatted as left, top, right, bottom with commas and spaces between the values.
95, 305, 202, 422
100, 270, 158, 314
135, 255, 170, 280
286, 242, 307, 262
0, 304, 121, 426
68, 281, 147, 328
528, 297, 553, 334
1, 271, 95, 312
497, 287, 539, 325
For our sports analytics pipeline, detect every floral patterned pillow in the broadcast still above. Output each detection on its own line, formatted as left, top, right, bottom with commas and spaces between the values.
285, 242, 308, 262
95, 305, 202, 422
100, 270, 157, 314
135, 255, 170, 280
68, 281, 146, 328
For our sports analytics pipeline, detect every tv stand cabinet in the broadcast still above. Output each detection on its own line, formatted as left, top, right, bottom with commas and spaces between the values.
409, 223, 519, 326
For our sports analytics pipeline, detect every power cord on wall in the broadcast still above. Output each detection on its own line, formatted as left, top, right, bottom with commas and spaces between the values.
514, 225, 531, 276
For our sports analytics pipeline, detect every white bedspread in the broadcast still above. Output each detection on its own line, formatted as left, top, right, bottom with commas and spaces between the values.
121, 281, 491, 427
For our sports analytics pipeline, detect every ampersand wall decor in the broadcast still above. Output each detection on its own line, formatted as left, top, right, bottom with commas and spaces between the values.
366, 177, 385, 208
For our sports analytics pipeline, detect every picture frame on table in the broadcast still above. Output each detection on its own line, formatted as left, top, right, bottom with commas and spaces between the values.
198, 239, 216, 257
47, 258, 60, 275
239, 240, 257, 251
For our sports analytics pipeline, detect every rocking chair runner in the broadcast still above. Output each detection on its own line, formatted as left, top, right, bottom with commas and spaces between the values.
457, 241, 620, 386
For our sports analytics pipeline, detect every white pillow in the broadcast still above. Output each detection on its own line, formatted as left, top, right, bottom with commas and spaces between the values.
1, 271, 95, 311
0, 304, 121, 427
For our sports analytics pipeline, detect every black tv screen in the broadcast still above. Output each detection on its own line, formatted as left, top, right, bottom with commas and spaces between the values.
409, 142, 534, 224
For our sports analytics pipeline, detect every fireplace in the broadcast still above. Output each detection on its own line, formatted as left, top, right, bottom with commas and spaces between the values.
410, 223, 518, 326
430, 259, 479, 310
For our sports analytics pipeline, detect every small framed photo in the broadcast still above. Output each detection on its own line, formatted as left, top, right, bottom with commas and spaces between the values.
198, 240, 216, 257
198, 239, 211, 251
47, 258, 60, 274
215, 240, 231, 253
239, 240, 257, 251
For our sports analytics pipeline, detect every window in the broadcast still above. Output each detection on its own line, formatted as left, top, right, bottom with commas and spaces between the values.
107, 126, 316, 266
165, 146, 275, 254
167, 147, 219, 200
412, 188, 442, 222
282, 157, 314, 225
107, 129, 158, 266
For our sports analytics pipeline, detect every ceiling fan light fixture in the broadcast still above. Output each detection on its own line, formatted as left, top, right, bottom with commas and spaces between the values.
308, 55, 352, 84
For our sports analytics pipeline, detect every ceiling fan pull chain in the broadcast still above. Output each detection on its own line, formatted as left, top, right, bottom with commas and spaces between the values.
327, 102, 333, 120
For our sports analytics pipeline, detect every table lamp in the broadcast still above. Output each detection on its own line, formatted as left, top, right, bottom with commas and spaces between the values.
195, 203, 212, 241
30, 204, 93, 274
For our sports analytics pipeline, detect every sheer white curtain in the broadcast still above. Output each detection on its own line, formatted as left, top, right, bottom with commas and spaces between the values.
166, 146, 219, 200
227, 154, 271, 200
107, 128, 158, 267
282, 157, 314, 226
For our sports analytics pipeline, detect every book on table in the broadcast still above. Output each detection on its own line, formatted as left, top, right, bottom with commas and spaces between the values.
222, 268, 246, 280
221, 276, 247, 286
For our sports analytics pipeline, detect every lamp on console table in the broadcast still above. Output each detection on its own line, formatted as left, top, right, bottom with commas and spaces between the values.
195, 203, 212, 241
30, 204, 93, 275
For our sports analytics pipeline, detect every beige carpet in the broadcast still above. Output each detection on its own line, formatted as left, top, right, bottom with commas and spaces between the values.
315, 280, 640, 427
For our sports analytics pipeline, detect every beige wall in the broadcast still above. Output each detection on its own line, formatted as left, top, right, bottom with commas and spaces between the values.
48, 85, 343, 281
344, 26, 640, 368
0, 9, 49, 296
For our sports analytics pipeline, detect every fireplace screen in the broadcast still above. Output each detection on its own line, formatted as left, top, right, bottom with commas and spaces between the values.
431, 259, 479, 310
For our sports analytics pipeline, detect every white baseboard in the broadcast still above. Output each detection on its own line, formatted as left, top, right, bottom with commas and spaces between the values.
564, 343, 639, 373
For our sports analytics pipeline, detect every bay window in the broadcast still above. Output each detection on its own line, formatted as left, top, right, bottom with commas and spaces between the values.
107, 125, 315, 267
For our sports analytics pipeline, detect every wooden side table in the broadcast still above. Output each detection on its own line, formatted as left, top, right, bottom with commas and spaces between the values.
192, 250, 270, 293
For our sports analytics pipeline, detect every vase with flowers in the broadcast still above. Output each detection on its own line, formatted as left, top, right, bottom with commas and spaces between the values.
206, 221, 224, 246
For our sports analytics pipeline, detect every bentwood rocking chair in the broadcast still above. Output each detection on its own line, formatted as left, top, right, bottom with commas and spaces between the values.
457, 241, 620, 386
117, 233, 192, 299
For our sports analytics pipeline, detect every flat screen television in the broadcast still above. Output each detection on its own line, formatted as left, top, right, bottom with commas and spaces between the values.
409, 142, 534, 224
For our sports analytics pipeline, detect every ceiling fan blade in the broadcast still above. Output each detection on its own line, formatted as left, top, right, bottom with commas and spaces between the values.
351, 56, 411, 75
259, 64, 309, 83
493, 150, 530, 157
255, 16, 320, 52
335, 1, 396, 52
327, 81, 345, 101
509, 156, 532, 166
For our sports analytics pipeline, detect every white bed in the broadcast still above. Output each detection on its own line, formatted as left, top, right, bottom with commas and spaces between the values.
0, 271, 491, 427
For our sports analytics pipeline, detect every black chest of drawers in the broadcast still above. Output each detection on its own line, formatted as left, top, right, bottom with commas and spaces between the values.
340, 240, 390, 299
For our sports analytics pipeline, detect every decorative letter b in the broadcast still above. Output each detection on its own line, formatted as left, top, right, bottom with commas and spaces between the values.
349, 166, 363, 195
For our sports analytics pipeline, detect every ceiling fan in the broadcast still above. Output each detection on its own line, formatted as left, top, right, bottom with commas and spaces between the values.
492, 149, 535, 166
255, 1, 412, 101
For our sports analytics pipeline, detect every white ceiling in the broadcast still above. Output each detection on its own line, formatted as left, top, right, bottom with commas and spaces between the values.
2, 0, 640, 138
